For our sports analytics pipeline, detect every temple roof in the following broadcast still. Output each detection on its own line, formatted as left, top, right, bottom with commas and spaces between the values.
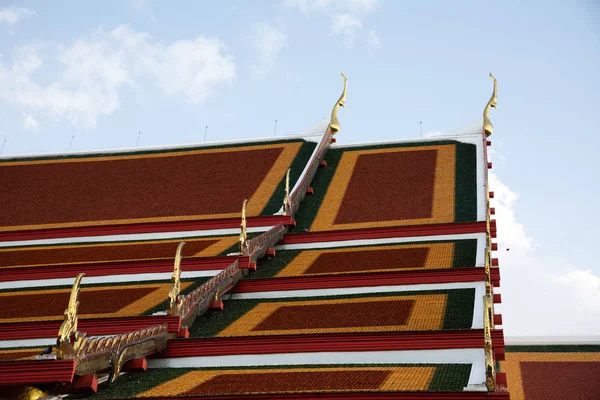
0, 74, 509, 399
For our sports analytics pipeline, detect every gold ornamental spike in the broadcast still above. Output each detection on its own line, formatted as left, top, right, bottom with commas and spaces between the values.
283, 168, 291, 216
483, 72, 497, 137
329, 71, 348, 134
168, 242, 186, 314
57, 273, 85, 357
239, 199, 248, 252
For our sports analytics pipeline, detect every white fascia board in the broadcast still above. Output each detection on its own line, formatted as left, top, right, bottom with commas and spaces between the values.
504, 336, 600, 345
0, 270, 222, 291
147, 348, 487, 387
224, 281, 485, 330
0, 226, 269, 248
0, 338, 55, 349
276, 232, 487, 267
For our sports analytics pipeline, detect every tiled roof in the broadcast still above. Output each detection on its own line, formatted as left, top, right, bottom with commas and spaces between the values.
78, 364, 473, 399
292, 141, 477, 233
0, 236, 237, 268
501, 345, 600, 400
0, 280, 206, 323
188, 289, 476, 338
0, 140, 314, 232
247, 239, 478, 279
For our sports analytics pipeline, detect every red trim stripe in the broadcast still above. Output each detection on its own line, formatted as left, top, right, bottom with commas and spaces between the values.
0, 359, 76, 385
280, 222, 486, 245
154, 329, 505, 358
0, 256, 247, 283
0, 215, 293, 243
233, 268, 486, 293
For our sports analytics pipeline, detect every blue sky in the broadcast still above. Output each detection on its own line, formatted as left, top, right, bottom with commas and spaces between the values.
1, 0, 599, 336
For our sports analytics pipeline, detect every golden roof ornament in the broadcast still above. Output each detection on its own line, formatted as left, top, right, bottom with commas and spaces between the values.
483, 72, 497, 137
57, 273, 85, 358
329, 71, 348, 134
168, 242, 186, 315
239, 199, 248, 252
283, 168, 291, 216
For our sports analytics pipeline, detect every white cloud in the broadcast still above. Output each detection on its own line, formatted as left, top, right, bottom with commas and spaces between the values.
490, 169, 600, 337
284, 0, 379, 14
0, 7, 34, 24
489, 172, 532, 249
366, 29, 381, 47
332, 13, 362, 47
0, 25, 235, 127
249, 23, 287, 78
23, 114, 38, 129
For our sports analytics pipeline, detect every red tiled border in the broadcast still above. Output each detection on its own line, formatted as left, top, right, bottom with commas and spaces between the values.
0, 256, 248, 283
153, 330, 505, 358
233, 268, 499, 293
280, 222, 486, 245
0, 215, 293, 243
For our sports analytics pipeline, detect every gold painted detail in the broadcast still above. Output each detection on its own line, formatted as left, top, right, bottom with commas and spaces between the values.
17, 386, 49, 400
283, 169, 291, 216
56, 273, 85, 359
168, 242, 186, 315
329, 71, 348, 134
483, 73, 497, 137
239, 199, 248, 254
56, 274, 170, 383
484, 293, 496, 391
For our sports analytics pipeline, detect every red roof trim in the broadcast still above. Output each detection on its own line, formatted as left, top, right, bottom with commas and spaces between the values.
154, 330, 505, 358
0, 359, 76, 386
0, 215, 293, 243
0, 256, 248, 283
233, 268, 486, 293
280, 222, 487, 245
0, 316, 181, 341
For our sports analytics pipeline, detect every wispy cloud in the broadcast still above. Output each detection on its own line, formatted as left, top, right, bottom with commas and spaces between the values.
366, 29, 382, 47
249, 23, 287, 78
0, 7, 34, 25
489, 159, 600, 336
23, 114, 38, 129
0, 25, 236, 128
285, 0, 381, 48
284, 0, 379, 14
331, 14, 362, 47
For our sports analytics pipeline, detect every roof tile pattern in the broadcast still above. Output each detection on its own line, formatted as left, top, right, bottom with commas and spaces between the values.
0, 141, 303, 231
0, 282, 192, 323
0, 236, 237, 268
501, 346, 600, 400
190, 289, 475, 338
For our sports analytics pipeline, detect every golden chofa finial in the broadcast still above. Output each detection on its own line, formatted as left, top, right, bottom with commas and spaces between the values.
57, 273, 85, 358
283, 168, 291, 216
239, 199, 248, 252
329, 71, 348, 134
168, 242, 186, 315
483, 72, 497, 137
